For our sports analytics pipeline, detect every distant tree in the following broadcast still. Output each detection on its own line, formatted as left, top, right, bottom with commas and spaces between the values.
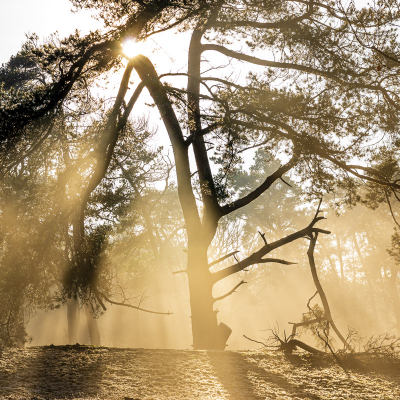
1, 0, 400, 350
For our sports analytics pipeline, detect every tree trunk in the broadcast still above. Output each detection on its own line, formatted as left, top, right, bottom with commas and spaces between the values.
188, 247, 217, 350
187, 245, 231, 350
308, 235, 352, 351
66, 294, 79, 344
84, 306, 101, 346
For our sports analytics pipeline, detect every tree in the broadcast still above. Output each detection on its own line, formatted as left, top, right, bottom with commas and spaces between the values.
0, 78, 173, 346
1, 0, 400, 349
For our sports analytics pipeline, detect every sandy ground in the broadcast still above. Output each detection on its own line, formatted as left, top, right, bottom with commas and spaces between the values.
0, 346, 400, 399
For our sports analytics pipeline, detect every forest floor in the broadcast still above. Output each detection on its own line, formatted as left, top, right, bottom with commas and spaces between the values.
0, 346, 400, 399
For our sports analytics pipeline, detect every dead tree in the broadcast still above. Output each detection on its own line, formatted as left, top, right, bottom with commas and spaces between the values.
245, 201, 352, 355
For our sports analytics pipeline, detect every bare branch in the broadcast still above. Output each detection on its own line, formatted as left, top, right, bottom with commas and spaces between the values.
214, 280, 246, 302
279, 176, 292, 187
243, 334, 271, 349
213, 202, 330, 283
95, 288, 172, 315
307, 291, 319, 311
313, 198, 323, 221
289, 317, 326, 337
307, 233, 353, 351
172, 270, 187, 275
258, 231, 268, 245
209, 251, 239, 267
257, 258, 297, 265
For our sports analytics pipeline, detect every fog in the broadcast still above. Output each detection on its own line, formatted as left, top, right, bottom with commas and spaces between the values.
21, 190, 398, 350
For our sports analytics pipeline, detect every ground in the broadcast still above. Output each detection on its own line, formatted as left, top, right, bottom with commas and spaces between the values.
0, 346, 399, 399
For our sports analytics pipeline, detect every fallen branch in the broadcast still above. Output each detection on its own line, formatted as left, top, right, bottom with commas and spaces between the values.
285, 339, 326, 356
289, 317, 326, 337
243, 333, 325, 355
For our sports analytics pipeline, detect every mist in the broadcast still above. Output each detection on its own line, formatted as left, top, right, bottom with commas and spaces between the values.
19, 182, 398, 351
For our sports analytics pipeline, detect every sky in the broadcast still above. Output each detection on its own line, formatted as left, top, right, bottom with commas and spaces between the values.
0, 0, 101, 64
0, 0, 191, 66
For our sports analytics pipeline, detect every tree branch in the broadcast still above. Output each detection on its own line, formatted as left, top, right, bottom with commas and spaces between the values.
95, 288, 172, 315
243, 334, 271, 349
172, 269, 187, 275
202, 44, 400, 109
214, 7, 314, 30
201, 43, 351, 82
231, 117, 400, 191
213, 201, 330, 283
214, 280, 246, 302
257, 258, 297, 265
185, 122, 222, 145
221, 156, 297, 216
209, 251, 240, 267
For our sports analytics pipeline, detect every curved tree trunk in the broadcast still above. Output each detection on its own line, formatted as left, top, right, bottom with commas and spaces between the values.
308, 234, 352, 351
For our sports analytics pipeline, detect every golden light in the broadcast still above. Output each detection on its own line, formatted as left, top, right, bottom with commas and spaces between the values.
122, 38, 147, 59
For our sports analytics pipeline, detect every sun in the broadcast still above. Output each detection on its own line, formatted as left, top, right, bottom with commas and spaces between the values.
122, 38, 147, 59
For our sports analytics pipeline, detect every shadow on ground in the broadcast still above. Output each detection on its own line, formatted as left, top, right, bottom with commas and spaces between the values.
208, 351, 322, 399
1, 346, 400, 399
